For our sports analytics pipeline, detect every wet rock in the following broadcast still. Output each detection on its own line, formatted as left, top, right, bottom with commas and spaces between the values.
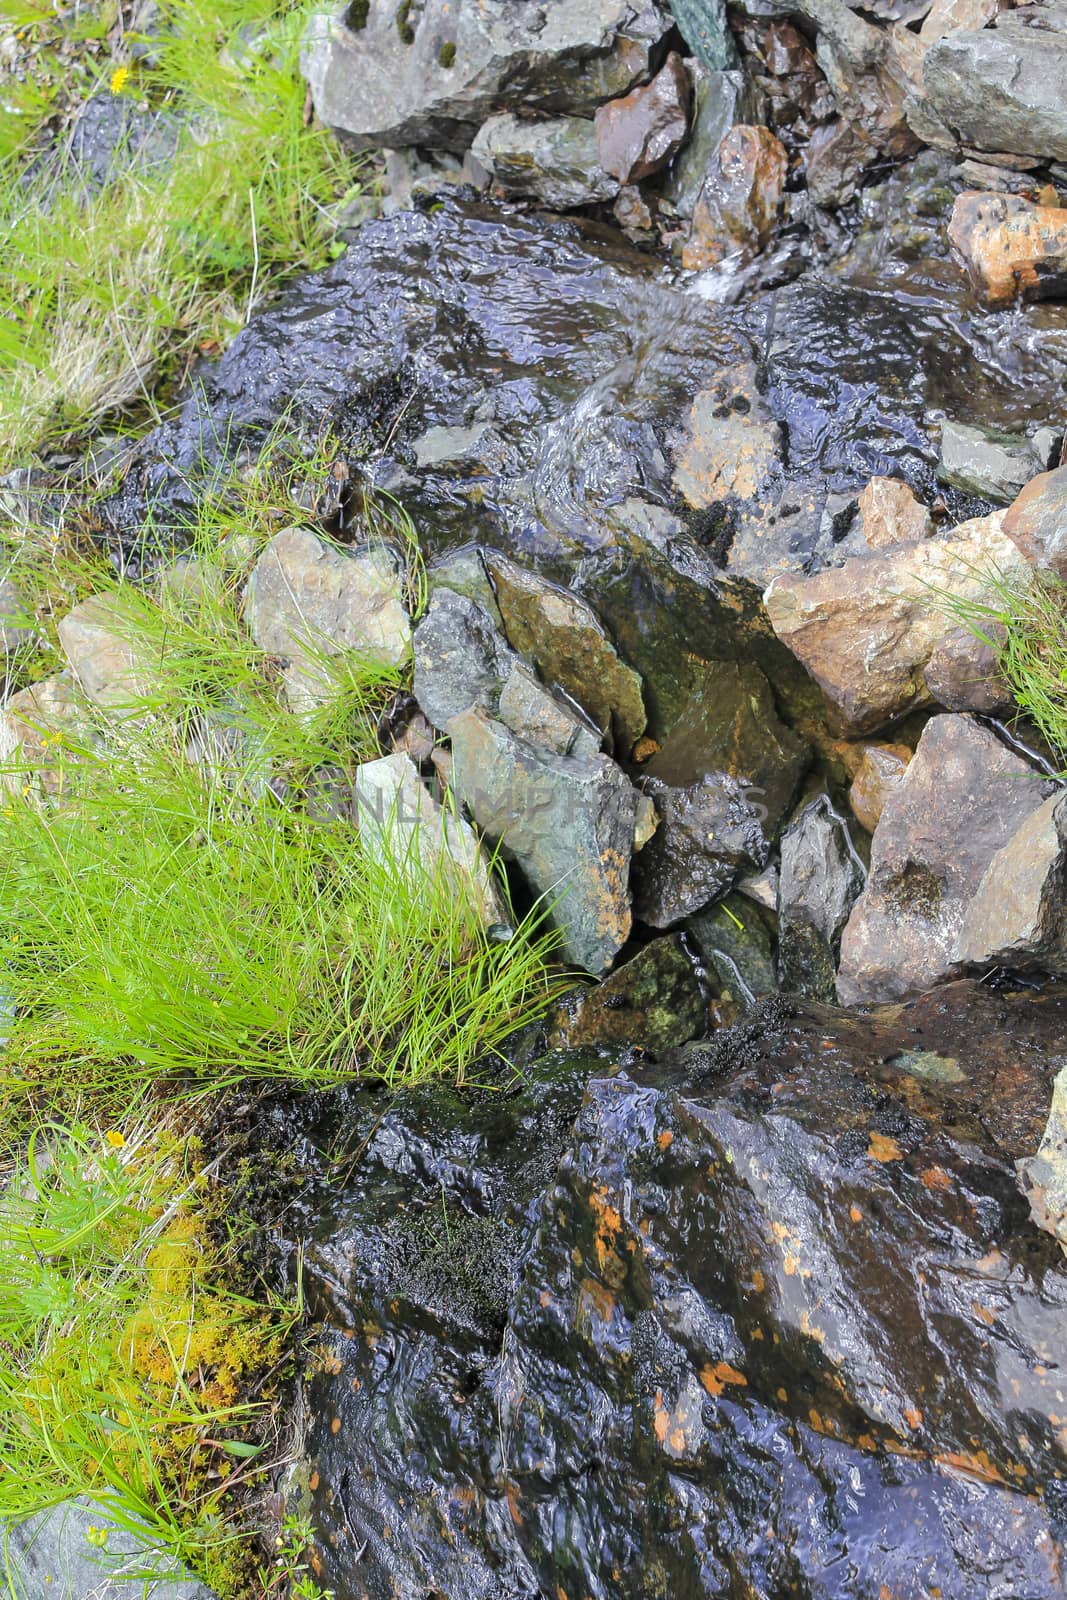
786, 0, 921, 159
449, 708, 636, 973
958, 790, 1067, 973
838, 714, 1053, 1003
544, 934, 706, 1052
594, 52, 690, 185
243, 526, 410, 711
778, 793, 866, 999
31, 93, 181, 196
938, 417, 1059, 502
0, 674, 95, 792
764, 512, 1028, 734
484, 554, 646, 755
355, 752, 504, 923
1003, 462, 1067, 577
301, 0, 669, 151
805, 116, 875, 209
412, 587, 515, 731
857, 474, 934, 549
1018, 1063, 1067, 1256
612, 183, 655, 238
687, 891, 778, 1004
4, 1498, 214, 1600
640, 657, 808, 829
923, 12, 1067, 164
662, 63, 763, 218
470, 113, 618, 209
949, 191, 1067, 309
847, 739, 912, 831
924, 621, 1012, 713
667, 0, 737, 70
297, 981, 1067, 1600
633, 772, 768, 928
681, 124, 788, 270
58, 594, 162, 715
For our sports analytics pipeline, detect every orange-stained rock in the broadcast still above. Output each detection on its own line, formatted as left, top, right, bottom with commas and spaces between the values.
857, 476, 934, 550
682, 124, 788, 271
849, 741, 912, 833
949, 191, 1067, 309
594, 51, 690, 185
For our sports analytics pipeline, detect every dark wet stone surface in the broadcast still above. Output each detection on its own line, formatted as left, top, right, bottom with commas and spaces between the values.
292, 979, 1067, 1600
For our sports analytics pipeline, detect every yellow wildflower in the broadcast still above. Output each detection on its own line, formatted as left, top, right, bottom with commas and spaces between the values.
110, 64, 130, 95
105, 1129, 126, 1149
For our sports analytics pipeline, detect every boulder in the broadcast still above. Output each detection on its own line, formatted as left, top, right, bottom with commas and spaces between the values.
957, 791, 1067, 972
57, 593, 163, 716
633, 772, 769, 928
938, 417, 1059, 502
686, 892, 778, 1005
243, 526, 409, 711
0, 673, 95, 791
412, 588, 516, 732
355, 751, 505, 924
301, 0, 670, 151
847, 739, 911, 831
449, 708, 637, 973
922, 14, 1067, 164
294, 981, 1067, 1600
4, 1498, 213, 1600
763, 512, 1029, 734
544, 934, 706, 1052
484, 554, 646, 754
778, 793, 866, 1000
661, 62, 763, 218
681, 124, 788, 270
1018, 1062, 1067, 1257
594, 52, 690, 185
924, 622, 1012, 713
470, 114, 618, 209
856, 474, 934, 549
1003, 462, 1067, 576
666, 0, 737, 70
948, 191, 1067, 308
837, 715, 1053, 1003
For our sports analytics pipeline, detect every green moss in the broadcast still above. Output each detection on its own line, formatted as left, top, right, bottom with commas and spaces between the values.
346, 0, 371, 27
396, 0, 415, 43
438, 40, 456, 67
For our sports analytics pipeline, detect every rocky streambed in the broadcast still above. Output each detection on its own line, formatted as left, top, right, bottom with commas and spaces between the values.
10, 0, 1067, 1595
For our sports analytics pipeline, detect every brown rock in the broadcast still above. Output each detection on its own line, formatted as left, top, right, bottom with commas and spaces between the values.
763, 511, 1028, 735
0, 674, 95, 792
484, 554, 646, 754
958, 792, 1067, 974
805, 118, 875, 209
1003, 462, 1067, 577
918, 0, 997, 45
1017, 1063, 1067, 1258
848, 741, 912, 832
681, 124, 788, 271
857, 476, 934, 550
924, 622, 1012, 713
594, 52, 691, 185
837, 714, 1052, 1003
949, 191, 1067, 309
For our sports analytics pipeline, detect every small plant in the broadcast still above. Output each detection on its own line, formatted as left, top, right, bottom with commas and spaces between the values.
261, 1510, 334, 1598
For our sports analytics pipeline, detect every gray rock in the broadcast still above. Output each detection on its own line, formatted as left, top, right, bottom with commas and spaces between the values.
449, 708, 637, 973
412, 587, 516, 731
923, 16, 1067, 163
633, 772, 768, 929
58, 593, 163, 716
4, 1499, 214, 1600
243, 526, 410, 710
938, 419, 1058, 504
0, 577, 33, 654
1017, 1063, 1067, 1257
0, 672, 96, 791
301, 0, 669, 151
957, 791, 1067, 973
497, 665, 601, 759
355, 751, 504, 923
837, 715, 1053, 1003
1003, 462, 1067, 578
662, 63, 763, 218
778, 793, 866, 1000
470, 112, 617, 209
425, 546, 503, 625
